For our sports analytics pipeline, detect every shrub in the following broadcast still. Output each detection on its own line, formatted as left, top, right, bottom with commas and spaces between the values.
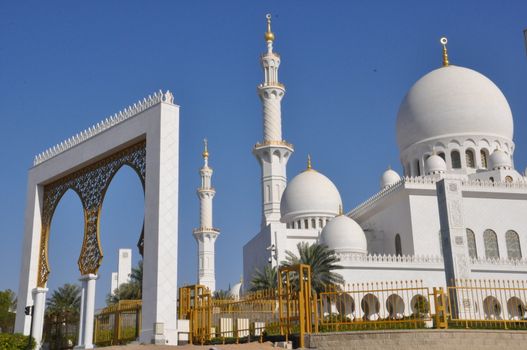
0, 333, 35, 350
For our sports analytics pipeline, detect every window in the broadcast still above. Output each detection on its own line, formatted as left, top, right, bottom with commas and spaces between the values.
438, 152, 445, 161
395, 234, 402, 256
291, 222, 295, 229
319, 219, 323, 228
480, 150, 488, 168
414, 160, 421, 176
484, 229, 499, 259
466, 229, 477, 258
465, 150, 475, 168
311, 218, 316, 228
451, 150, 461, 169
506, 230, 522, 260
297, 221, 301, 229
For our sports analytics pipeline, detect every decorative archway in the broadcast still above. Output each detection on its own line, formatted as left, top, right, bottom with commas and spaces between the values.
38, 141, 146, 288
15, 91, 180, 348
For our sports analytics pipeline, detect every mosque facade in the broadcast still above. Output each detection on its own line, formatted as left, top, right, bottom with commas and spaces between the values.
240, 16, 527, 301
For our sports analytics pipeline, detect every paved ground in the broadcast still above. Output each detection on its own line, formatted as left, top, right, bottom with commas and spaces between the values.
103, 342, 276, 350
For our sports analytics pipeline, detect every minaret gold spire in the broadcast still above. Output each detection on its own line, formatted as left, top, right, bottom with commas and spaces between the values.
307, 154, 312, 170
440, 37, 450, 67
265, 13, 275, 42
338, 205, 343, 216
202, 138, 209, 159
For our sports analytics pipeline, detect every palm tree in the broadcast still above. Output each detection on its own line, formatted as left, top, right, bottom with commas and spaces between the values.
106, 260, 143, 305
46, 284, 81, 319
212, 289, 232, 300
250, 265, 278, 291
282, 242, 343, 294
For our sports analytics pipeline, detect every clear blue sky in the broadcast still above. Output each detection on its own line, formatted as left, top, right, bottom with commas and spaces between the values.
1, 1, 526, 308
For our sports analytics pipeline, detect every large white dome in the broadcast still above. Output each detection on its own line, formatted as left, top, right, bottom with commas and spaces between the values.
280, 169, 342, 223
396, 66, 513, 152
320, 215, 367, 254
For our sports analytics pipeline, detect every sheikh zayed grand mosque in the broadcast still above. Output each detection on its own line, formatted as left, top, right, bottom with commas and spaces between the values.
14, 13, 527, 347
229, 18, 527, 294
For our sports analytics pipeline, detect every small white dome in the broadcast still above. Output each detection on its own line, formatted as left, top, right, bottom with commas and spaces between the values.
280, 169, 342, 223
425, 154, 447, 174
320, 215, 367, 255
228, 282, 242, 300
489, 150, 512, 170
396, 66, 513, 152
380, 168, 400, 189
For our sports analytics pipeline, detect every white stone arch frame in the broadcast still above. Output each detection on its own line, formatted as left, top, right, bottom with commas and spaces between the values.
15, 91, 180, 347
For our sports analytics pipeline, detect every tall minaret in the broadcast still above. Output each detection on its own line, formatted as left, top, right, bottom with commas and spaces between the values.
193, 139, 219, 291
253, 14, 294, 227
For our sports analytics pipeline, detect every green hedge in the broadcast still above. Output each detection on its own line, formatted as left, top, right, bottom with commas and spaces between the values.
0, 333, 35, 350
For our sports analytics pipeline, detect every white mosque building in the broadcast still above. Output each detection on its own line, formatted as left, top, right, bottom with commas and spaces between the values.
239, 15, 527, 302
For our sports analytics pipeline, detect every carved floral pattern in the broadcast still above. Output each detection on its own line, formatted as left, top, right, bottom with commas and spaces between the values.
37, 141, 146, 287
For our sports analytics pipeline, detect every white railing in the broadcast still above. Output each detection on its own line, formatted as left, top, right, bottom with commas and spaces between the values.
337, 253, 443, 264
470, 257, 527, 267
33, 90, 175, 166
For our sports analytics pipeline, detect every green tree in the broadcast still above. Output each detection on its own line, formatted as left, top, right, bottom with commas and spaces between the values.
46, 284, 81, 319
250, 265, 277, 291
282, 242, 343, 294
0, 289, 17, 333
106, 260, 142, 305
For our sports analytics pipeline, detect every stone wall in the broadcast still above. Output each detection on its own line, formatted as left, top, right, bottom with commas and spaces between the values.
306, 329, 527, 350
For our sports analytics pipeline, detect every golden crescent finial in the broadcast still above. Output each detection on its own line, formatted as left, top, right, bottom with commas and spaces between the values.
440, 37, 449, 67
265, 13, 275, 42
307, 154, 312, 170
202, 138, 209, 159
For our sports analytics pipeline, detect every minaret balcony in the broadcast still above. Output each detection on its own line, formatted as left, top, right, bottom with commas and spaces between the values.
254, 140, 293, 150
193, 227, 220, 234
258, 82, 285, 89
197, 187, 215, 192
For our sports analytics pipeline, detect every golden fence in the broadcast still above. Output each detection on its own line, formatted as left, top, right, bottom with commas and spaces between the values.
178, 264, 313, 347
94, 300, 142, 346
444, 279, 527, 329
318, 280, 433, 331
87, 278, 527, 347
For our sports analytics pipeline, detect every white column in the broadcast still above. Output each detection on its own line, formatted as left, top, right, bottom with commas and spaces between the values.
140, 102, 180, 345
76, 274, 97, 350
15, 181, 43, 335
31, 287, 48, 349
76, 285, 85, 347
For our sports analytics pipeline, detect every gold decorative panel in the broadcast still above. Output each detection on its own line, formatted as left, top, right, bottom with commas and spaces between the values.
37, 141, 146, 287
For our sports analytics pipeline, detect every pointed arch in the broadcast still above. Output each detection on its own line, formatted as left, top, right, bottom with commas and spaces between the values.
483, 229, 499, 259
506, 230, 522, 260
466, 228, 477, 258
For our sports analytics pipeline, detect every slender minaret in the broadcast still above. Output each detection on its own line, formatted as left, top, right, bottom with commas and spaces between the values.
193, 139, 219, 291
253, 14, 294, 227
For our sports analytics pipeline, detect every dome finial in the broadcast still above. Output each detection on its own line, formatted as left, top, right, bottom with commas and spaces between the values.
440, 37, 449, 67
265, 13, 275, 42
202, 138, 209, 159
338, 204, 343, 216
307, 153, 312, 170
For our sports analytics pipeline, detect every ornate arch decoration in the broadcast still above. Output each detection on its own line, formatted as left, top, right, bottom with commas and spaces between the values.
37, 141, 146, 287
